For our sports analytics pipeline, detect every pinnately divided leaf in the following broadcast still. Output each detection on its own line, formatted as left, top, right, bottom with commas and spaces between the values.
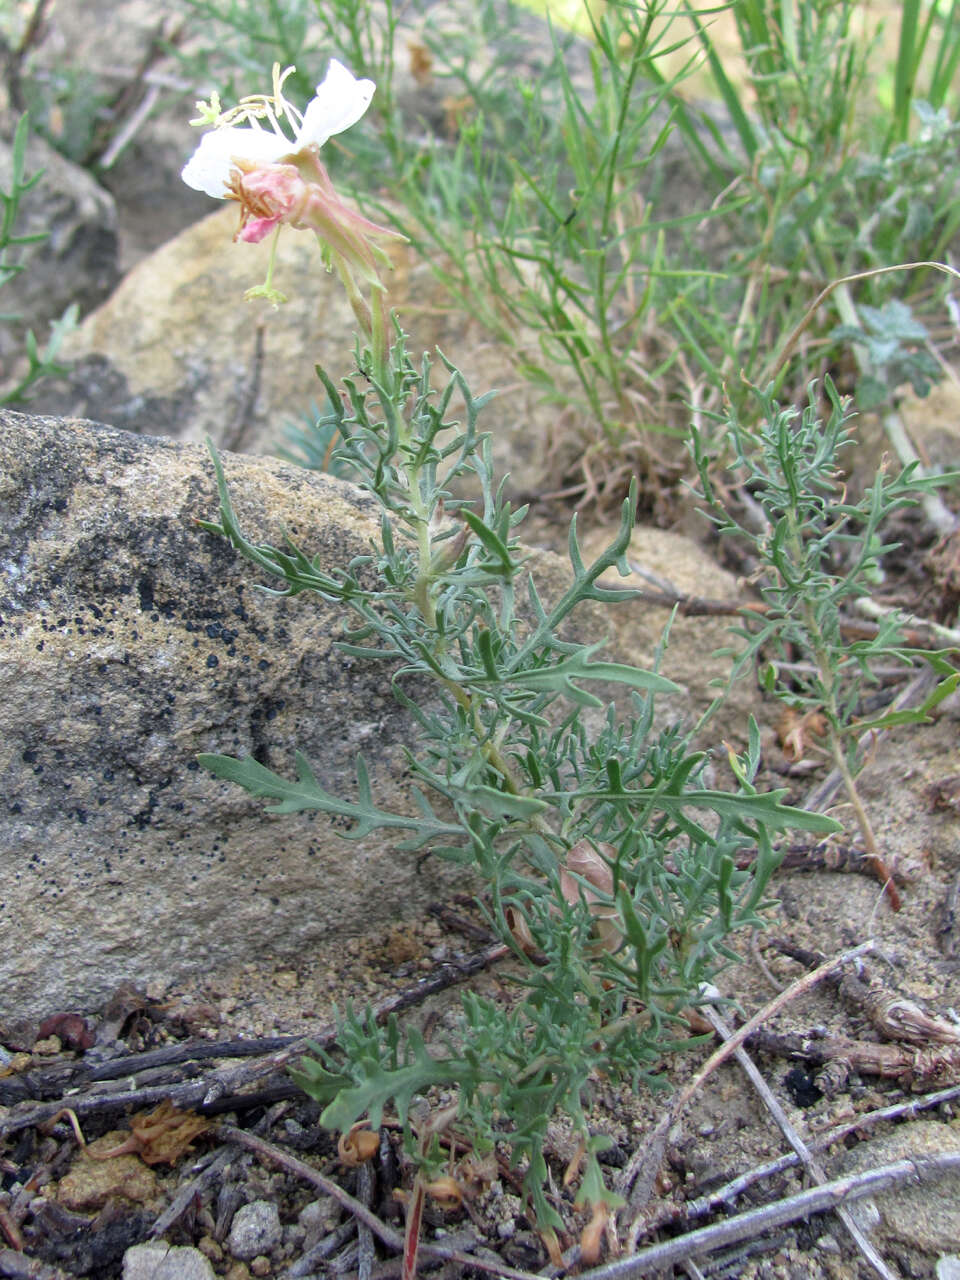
198, 750, 463, 844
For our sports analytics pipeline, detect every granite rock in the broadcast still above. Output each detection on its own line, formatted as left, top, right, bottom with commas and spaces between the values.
227, 1200, 283, 1261
838, 1122, 960, 1253
0, 408, 462, 1015
35, 203, 555, 496
123, 1242, 216, 1280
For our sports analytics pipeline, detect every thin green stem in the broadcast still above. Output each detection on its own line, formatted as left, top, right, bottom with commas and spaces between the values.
796, 585, 899, 910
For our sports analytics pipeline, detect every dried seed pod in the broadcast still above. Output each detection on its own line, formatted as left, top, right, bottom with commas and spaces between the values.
560, 841, 622, 954
777, 706, 827, 762
504, 904, 538, 953
580, 1202, 610, 1266
562, 1139, 586, 1188
338, 1124, 380, 1166
423, 1175, 462, 1210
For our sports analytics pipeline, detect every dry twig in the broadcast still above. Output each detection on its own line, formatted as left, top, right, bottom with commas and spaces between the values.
748, 1028, 960, 1092
590, 1151, 960, 1280
661, 1081, 960, 1232
0, 942, 509, 1139
617, 940, 875, 1230
702, 1004, 897, 1280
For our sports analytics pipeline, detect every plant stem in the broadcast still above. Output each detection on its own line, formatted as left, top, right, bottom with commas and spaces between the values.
824, 726, 900, 910
799, 588, 900, 910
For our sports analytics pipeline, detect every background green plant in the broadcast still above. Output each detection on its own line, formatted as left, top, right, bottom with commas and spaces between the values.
7, 0, 957, 496
169, 0, 960, 505
0, 112, 76, 404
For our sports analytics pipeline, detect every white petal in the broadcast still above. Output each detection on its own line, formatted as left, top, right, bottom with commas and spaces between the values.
181, 126, 290, 198
296, 59, 375, 150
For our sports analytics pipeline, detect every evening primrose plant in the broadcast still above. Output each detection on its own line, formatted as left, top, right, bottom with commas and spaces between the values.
692, 379, 960, 911
186, 64, 838, 1233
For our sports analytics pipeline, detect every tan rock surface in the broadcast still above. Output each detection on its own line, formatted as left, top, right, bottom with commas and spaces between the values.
56, 1133, 160, 1212
837, 1121, 960, 1253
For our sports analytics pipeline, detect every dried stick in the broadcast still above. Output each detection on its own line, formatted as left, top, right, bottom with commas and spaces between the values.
2, 0, 55, 112
768, 938, 960, 1048
150, 1148, 234, 1238
672, 1081, 960, 1228
0, 942, 509, 1139
284, 1219, 357, 1279
0, 1204, 23, 1252
357, 1159, 376, 1280
747, 1028, 960, 1090
616, 941, 875, 1223
701, 1005, 897, 1280
218, 1125, 537, 1280
589, 1152, 960, 1280
939, 871, 960, 960
0, 1247, 72, 1280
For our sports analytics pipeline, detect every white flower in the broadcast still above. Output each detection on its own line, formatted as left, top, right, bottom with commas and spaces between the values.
182, 60, 375, 199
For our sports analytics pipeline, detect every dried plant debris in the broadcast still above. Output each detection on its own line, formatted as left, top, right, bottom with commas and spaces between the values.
87, 1100, 212, 1167
939, 873, 960, 960
928, 774, 960, 815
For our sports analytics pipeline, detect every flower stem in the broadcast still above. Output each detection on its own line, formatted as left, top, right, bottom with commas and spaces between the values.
799, 592, 900, 910
331, 249, 374, 346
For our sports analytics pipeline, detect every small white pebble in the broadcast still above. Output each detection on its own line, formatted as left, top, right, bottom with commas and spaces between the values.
228, 1201, 282, 1261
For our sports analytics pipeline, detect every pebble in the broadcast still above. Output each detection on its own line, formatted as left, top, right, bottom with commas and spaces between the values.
938, 1259, 960, 1280
299, 1196, 339, 1248
228, 1199, 283, 1260
197, 1235, 223, 1262
123, 1242, 216, 1280
836, 1121, 960, 1252
57, 1134, 159, 1211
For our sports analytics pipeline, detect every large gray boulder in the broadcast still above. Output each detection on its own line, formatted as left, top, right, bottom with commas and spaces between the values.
0, 409, 460, 1016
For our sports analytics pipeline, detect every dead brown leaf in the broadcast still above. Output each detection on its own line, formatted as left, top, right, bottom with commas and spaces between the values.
91, 1099, 211, 1165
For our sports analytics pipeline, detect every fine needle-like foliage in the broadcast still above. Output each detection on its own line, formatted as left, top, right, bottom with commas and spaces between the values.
693, 379, 959, 908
